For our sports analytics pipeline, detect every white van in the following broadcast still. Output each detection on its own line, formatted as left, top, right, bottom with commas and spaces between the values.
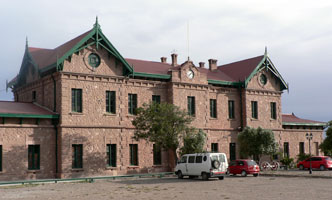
175, 153, 228, 180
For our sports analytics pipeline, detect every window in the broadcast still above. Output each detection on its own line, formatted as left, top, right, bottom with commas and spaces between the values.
106, 144, 116, 167
0, 145, 2, 171
314, 142, 319, 156
28, 145, 40, 170
129, 144, 138, 166
152, 95, 161, 104
128, 94, 137, 115
284, 142, 289, 158
106, 91, 116, 114
32, 91, 36, 102
195, 156, 203, 163
271, 102, 277, 119
72, 89, 82, 113
153, 144, 162, 165
179, 156, 187, 163
299, 142, 305, 154
211, 143, 219, 152
187, 96, 195, 116
229, 143, 236, 161
88, 53, 101, 68
188, 156, 195, 163
210, 99, 217, 118
72, 144, 83, 169
228, 100, 235, 119
251, 101, 258, 119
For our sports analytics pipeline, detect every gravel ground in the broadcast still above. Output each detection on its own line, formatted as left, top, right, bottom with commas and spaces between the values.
1, 175, 331, 200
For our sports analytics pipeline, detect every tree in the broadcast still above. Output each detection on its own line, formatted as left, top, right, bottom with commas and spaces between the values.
319, 121, 332, 156
238, 126, 278, 162
132, 102, 204, 164
180, 128, 206, 155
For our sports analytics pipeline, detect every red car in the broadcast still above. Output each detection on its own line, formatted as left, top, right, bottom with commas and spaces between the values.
297, 156, 332, 171
228, 159, 260, 177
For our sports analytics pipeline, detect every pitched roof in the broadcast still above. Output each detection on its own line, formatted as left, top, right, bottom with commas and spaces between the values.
126, 58, 173, 75
0, 101, 58, 118
28, 30, 92, 69
282, 113, 326, 126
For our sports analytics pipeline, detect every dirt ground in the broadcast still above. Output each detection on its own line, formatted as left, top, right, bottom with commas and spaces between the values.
0, 176, 331, 200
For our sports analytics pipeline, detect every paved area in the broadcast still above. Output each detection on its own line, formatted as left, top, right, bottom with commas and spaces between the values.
1, 175, 332, 200
261, 169, 332, 178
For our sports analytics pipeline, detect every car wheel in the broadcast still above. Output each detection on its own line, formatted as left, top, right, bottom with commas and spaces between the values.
241, 170, 247, 177
299, 165, 304, 170
253, 174, 259, 177
189, 176, 195, 179
232, 174, 237, 176
177, 171, 183, 179
218, 176, 224, 180
320, 165, 326, 171
202, 172, 209, 181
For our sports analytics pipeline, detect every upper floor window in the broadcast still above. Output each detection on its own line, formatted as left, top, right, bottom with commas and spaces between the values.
228, 100, 235, 119
0, 145, 2, 171
251, 101, 258, 119
72, 89, 82, 113
152, 95, 161, 104
270, 102, 277, 120
210, 99, 217, 118
128, 94, 137, 115
187, 96, 195, 116
106, 91, 116, 114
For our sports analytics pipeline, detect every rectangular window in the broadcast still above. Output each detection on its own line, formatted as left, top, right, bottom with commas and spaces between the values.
195, 156, 203, 163
128, 94, 137, 115
72, 144, 83, 169
251, 101, 258, 119
152, 95, 161, 104
106, 144, 116, 167
32, 91, 36, 102
229, 143, 236, 161
0, 145, 2, 171
153, 144, 162, 165
228, 100, 235, 119
314, 142, 319, 156
284, 142, 289, 158
270, 102, 277, 119
106, 91, 116, 114
211, 143, 219, 152
188, 156, 195, 163
72, 89, 82, 113
299, 142, 305, 154
210, 99, 217, 118
28, 145, 40, 170
129, 144, 138, 166
187, 96, 195, 116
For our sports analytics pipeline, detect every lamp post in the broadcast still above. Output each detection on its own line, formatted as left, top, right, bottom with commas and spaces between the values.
306, 133, 313, 174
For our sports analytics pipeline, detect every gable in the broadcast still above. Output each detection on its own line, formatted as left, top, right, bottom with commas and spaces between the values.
170, 61, 208, 85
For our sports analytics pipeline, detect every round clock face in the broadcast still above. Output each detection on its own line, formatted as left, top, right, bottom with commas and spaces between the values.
187, 70, 194, 79
260, 74, 267, 85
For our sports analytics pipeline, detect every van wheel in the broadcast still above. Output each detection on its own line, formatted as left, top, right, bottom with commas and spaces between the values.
189, 176, 195, 179
218, 176, 224, 180
299, 165, 304, 170
202, 172, 209, 181
241, 170, 247, 177
320, 165, 326, 171
177, 171, 183, 179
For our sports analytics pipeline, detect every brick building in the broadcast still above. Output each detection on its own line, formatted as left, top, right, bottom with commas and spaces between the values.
1, 20, 326, 180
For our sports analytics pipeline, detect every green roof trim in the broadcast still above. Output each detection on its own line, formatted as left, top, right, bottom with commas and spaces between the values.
208, 79, 243, 86
282, 122, 327, 127
0, 113, 59, 119
133, 72, 171, 79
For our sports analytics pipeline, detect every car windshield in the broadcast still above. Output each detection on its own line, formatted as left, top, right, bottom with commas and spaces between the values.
247, 160, 257, 166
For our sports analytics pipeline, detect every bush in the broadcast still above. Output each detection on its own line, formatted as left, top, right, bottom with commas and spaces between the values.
297, 153, 311, 163
280, 157, 294, 169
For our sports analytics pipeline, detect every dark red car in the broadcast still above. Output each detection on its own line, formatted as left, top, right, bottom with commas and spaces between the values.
228, 159, 260, 177
297, 156, 332, 170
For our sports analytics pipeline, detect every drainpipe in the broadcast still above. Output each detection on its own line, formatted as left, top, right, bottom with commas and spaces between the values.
238, 84, 244, 130
51, 74, 58, 176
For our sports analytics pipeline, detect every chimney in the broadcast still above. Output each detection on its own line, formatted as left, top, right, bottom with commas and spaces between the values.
160, 57, 167, 63
208, 59, 218, 71
199, 62, 205, 68
171, 53, 178, 66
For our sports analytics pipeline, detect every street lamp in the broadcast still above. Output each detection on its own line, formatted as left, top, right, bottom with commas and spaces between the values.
306, 133, 313, 174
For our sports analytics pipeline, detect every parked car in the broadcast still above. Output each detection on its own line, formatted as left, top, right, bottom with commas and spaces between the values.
228, 159, 260, 177
175, 153, 228, 180
297, 156, 332, 170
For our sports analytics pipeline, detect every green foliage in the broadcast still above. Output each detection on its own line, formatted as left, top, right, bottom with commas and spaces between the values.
319, 120, 332, 156
280, 157, 294, 169
296, 153, 311, 162
132, 102, 205, 159
238, 126, 278, 162
180, 129, 206, 155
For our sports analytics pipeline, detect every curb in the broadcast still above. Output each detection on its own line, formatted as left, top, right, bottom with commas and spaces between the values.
260, 173, 332, 179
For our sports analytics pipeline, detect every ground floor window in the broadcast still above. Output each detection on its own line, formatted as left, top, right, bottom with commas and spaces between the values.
211, 143, 219, 152
314, 142, 319, 156
230, 143, 236, 161
72, 144, 83, 169
284, 142, 289, 158
28, 145, 40, 170
153, 144, 162, 165
0, 145, 2, 171
130, 144, 138, 166
106, 144, 116, 167
299, 142, 305, 154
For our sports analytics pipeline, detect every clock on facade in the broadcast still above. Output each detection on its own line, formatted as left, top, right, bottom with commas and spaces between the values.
187, 69, 194, 79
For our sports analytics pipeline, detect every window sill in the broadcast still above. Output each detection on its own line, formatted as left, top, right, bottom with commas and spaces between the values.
251, 118, 258, 121
152, 165, 163, 167
105, 166, 117, 170
104, 113, 116, 116
69, 112, 84, 116
209, 117, 218, 120
27, 169, 41, 173
71, 168, 84, 172
270, 118, 277, 121
227, 118, 236, 121
128, 165, 139, 168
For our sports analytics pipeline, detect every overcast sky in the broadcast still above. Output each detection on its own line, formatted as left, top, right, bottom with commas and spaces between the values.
0, 0, 331, 122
